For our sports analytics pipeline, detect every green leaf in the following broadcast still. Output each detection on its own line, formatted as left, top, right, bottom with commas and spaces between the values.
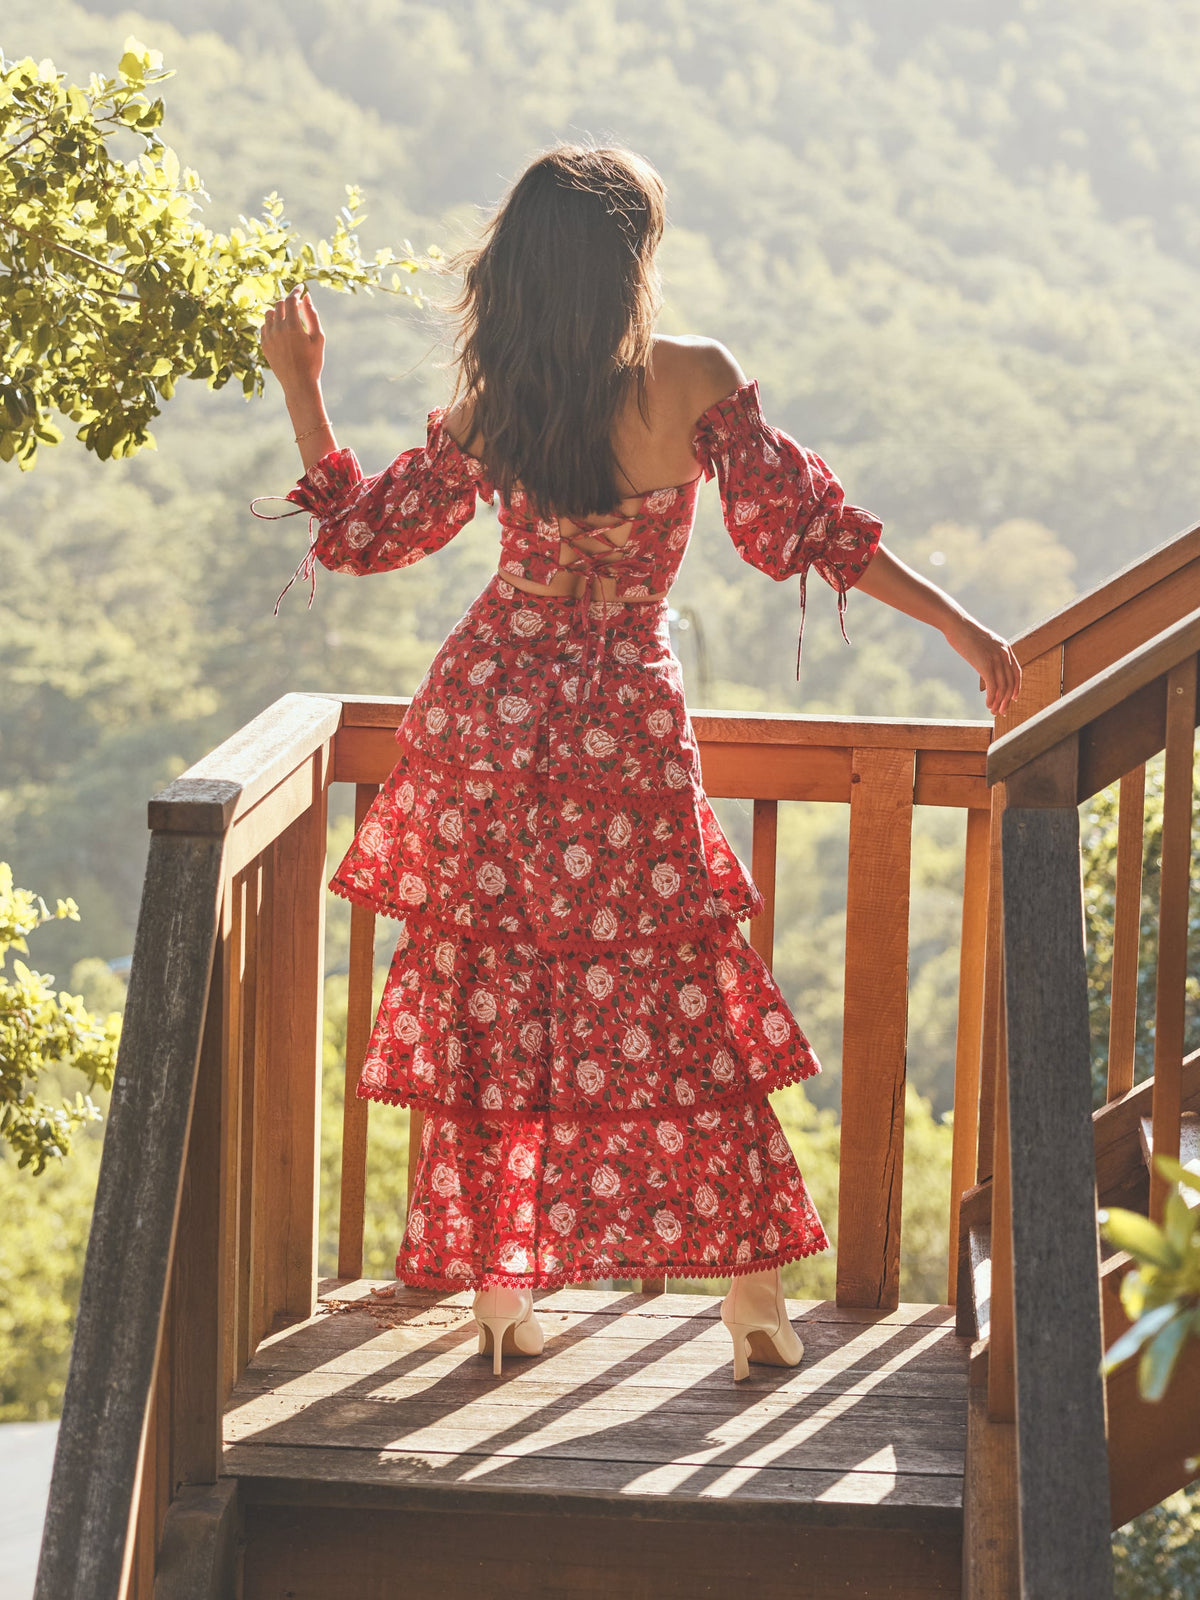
1103, 1299, 1179, 1372
1138, 1308, 1193, 1402
1100, 1207, 1181, 1270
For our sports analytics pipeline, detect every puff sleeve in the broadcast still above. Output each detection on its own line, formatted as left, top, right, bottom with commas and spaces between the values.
692, 380, 883, 676
256, 409, 494, 611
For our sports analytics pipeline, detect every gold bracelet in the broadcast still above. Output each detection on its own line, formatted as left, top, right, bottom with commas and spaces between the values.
294, 421, 330, 444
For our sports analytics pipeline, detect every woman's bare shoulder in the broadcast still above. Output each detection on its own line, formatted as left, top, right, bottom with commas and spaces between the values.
650, 334, 748, 417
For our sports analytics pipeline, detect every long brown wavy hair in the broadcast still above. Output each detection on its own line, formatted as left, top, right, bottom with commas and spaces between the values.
450, 144, 666, 517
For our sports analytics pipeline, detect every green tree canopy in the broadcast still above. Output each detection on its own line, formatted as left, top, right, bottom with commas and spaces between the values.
0, 38, 428, 466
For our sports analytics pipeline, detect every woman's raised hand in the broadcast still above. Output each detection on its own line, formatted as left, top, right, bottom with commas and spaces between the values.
943, 613, 1022, 718
261, 287, 325, 397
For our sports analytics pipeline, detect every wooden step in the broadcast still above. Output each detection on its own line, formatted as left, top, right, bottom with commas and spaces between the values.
223, 1282, 970, 1599
1138, 1110, 1200, 1202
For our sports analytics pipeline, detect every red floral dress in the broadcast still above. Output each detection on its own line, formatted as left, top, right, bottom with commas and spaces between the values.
279, 380, 882, 1290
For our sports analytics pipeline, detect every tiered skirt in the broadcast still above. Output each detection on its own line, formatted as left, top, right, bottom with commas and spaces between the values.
329, 574, 829, 1290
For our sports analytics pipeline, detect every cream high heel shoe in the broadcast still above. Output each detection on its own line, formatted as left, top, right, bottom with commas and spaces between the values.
720, 1268, 805, 1381
472, 1285, 545, 1376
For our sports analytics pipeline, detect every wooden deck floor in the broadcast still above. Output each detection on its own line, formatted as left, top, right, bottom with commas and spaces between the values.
224, 1282, 970, 1598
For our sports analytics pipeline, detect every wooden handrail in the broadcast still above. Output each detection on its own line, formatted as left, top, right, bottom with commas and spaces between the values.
34, 695, 340, 1600
1013, 519, 1200, 667
989, 608, 1200, 794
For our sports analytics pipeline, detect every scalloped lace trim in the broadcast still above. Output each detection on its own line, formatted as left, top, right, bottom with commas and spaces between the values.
355, 1063, 818, 1125
396, 1236, 829, 1293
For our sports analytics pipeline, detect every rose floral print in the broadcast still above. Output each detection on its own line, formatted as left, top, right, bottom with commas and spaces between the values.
280, 380, 882, 1290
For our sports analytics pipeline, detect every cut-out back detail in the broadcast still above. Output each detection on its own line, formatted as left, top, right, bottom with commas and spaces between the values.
273, 379, 883, 680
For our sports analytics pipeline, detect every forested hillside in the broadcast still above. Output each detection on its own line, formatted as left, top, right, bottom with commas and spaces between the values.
4, 0, 1200, 1119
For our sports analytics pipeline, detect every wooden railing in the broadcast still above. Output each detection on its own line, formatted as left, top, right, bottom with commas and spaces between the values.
988, 607, 1200, 1599
962, 516, 1200, 1434
36, 693, 995, 1599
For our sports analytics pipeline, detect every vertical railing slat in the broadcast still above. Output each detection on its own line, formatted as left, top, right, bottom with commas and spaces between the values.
947, 805, 990, 1304
235, 863, 261, 1377
1150, 656, 1197, 1217
338, 783, 379, 1280
258, 751, 330, 1327
170, 893, 227, 1487
749, 797, 778, 969
987, 976, 1016, 1423
836, 747, 914, 1310
1107, 764, 1147, 1101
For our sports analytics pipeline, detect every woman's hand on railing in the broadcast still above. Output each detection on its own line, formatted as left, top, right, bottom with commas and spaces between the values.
261, 288, 337, 470
943, 613, 1022, 717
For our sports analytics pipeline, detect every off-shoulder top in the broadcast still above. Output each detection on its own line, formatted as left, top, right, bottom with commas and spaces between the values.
260, 380, 883, 676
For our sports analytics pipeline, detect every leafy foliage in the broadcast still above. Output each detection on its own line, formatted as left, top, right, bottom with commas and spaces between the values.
0, 38, 427, 467
1101, 1158, 1200, 1403
0, 861, 120, 1172
1081, 758, 1200, 1107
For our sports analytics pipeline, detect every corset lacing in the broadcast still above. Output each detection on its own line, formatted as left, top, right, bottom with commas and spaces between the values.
551, 516, 664, 723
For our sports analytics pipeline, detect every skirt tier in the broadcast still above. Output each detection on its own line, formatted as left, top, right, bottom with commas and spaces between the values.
330, 574, 829, 1290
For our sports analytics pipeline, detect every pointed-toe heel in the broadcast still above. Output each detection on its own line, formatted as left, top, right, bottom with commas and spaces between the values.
720, 1271, 804, 1382
472, 1286, 545, 1376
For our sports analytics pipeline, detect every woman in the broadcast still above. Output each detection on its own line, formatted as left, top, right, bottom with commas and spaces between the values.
260, 144, 1020, 1383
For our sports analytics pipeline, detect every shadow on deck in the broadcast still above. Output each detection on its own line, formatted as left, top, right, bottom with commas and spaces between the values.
223, 1284, 967, 1598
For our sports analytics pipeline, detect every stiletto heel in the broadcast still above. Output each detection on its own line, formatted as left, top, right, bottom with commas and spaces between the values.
720, 1269, 804, 1381
472, 1286, 545, 1376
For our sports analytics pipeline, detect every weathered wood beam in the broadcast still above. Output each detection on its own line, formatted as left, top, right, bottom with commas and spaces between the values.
34, 831, 226, 1600
1001, 801, 1113, 1599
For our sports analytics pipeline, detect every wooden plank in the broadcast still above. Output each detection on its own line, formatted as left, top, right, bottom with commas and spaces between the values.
962, 1381, 1019, 1600
1063, 555, 1200, 689
148, 693, 342, 834
223, 760, 324, 882
1015, 523, 1200, 666
236, 864, 262, 1376
227, 1442, 964, 1523
1077, 675, 1169, 800
748, 798, 777, 968
258, 762, 329, 1331
34, 832, 226, 1600
221, 876, 247, 1401
224, 1391, 966, 1476
837, 748, 914, 1310
240, 1499, 962, 1599
1151, 656, 1197, 1217
1106, 765, 1146, 1101
988, 608, 1200, 787
1107, 1329, 1200, 1528
1000, 806, 1114, 1600
152, 1481, 240, 1600
337, 785, 378, 1281
1094, 1049, 1200, 1198
976, 649, 1062, 1190
986, 966, 1015, 1425
309, 1281, 958, 1326
407, 1108, 425, 1208
333, 706, 991, 796
948, 808, 990, 1304
335, 694, 992, 748
170, 895, 227, 1488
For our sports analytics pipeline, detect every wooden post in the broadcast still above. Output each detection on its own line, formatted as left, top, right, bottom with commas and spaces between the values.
1106, 764, 1146, 1102
1150, 657, 1197, 1216
258, 751, 329, 1328
34, 831, 226, 1600
337, 785, 378, 1281
947, 806, 990, 1304
749, 797, 778, 969
1001, 739, 1114, 1600
837, 747, 914, 1310
987, 982, 1016, 1424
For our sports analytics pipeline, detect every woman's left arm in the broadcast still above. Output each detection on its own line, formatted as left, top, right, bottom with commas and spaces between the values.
854, 544, 1022, 718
